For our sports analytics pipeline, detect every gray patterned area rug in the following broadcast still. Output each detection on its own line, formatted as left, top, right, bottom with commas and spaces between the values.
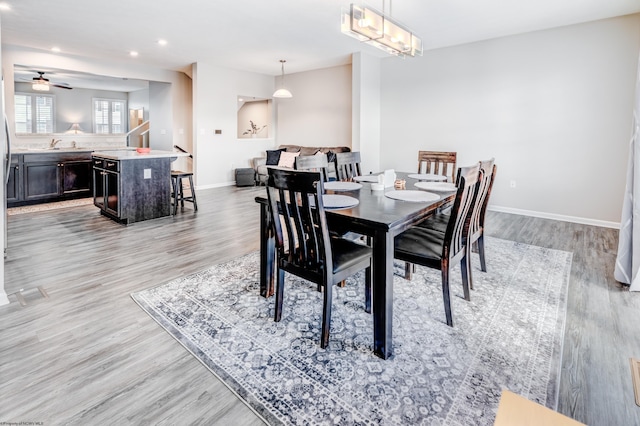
131, 237, 572, 425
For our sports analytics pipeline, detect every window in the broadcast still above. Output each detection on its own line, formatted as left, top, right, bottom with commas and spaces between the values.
14, 93, 55, 134
93, 98, 127, 134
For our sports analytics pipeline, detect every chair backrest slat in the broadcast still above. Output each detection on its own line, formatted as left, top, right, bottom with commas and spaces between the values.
335, 152, 362, 181
443, 164, 480, 260
266, 168, 331, 274
418, 151, 457, 183
469, 159, 496, 239
295, 155, 330, 182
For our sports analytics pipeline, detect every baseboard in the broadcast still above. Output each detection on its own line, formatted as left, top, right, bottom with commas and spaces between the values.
194, 181, 236, 190
488, 205, 620, 229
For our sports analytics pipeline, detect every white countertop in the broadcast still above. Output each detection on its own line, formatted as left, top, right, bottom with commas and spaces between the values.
14, 146, 136, 154
92, 150, 189, 160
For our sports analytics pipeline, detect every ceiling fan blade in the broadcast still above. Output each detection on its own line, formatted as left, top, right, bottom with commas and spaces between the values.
52, 84, 73, 90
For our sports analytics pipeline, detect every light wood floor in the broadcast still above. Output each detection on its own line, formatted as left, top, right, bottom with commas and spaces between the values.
0, 186, 637, 425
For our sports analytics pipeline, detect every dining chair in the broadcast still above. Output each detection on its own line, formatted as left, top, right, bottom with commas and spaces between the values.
394, 164, 480, 327
417, 159, 497, 275
295, 154, 330, 182
265, 167, 372, 348
418, 151, 457, 183
335, 152, 362, 181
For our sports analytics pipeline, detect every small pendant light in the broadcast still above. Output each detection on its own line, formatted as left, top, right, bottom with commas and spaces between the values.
273, 60, 293, 98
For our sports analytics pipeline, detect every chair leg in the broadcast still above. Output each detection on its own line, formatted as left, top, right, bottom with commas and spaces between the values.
441, 266, 453, 327
179, 179, 185, 209
404, 262, 413, 280
171, 176, 178, 215
364, 265, 372, 314
460, 250, 472, 300
478, 234, 487, 272
188, 174, 198, 211
320, 283, 333, 348
274, 268, 285, 322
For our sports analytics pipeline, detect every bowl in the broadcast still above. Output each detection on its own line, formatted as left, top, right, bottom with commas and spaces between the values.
136, 147, 151, 154
371, 183, 384, 191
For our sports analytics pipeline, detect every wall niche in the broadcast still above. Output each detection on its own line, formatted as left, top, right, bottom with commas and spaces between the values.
237, 96, 271, 139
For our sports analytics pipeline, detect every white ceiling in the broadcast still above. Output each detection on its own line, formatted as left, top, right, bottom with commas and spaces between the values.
2, 0, 640, 77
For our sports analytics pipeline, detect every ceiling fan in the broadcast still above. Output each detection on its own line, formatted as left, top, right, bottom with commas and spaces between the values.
26, 71, 73, 91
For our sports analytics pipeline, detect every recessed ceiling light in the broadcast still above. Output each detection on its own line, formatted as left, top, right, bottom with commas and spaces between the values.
0, 3, 11, 11
238, 98, 244, 102
157, 39, 167, 46
51, 47, 61, 53
130, 51, 139, 57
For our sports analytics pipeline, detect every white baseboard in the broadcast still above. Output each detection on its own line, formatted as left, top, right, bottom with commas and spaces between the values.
195, 181, 236, 190
488, 205, 620, 229
0, 290, 9, 306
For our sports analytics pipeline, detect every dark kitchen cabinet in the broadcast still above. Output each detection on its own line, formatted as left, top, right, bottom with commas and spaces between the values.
8, 152, 93, 207
93, 155, 170, 224
93, 158, 120, 218
6, 155, 21, 203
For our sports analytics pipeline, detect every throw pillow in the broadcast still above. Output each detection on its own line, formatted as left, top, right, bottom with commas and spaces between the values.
278, 151, 300, 168
266, 148, 286, 166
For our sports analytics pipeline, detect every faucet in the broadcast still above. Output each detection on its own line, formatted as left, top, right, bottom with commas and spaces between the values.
50, 138, 62, 148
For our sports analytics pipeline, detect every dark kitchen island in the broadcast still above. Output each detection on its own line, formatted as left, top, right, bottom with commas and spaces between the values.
92, 150, 182, 224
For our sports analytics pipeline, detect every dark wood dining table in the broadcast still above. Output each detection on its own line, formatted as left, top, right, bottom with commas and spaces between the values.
254, 172, 455, 359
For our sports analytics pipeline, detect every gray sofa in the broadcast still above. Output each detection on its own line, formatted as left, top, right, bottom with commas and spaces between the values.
252, 145, 351, 184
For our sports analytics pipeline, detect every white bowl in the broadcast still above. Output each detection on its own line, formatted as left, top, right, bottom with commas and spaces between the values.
371, 183, 384, 191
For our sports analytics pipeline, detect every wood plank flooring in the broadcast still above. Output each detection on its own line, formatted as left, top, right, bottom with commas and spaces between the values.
0, 186, 637, 425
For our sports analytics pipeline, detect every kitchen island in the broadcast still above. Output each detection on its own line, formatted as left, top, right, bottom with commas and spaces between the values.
92, 150, 182, 224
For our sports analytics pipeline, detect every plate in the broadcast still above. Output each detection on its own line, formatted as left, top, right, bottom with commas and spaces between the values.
414, 182, 456, 192
322, 194, 359, 209
353, 175, 380, 183
324, 181, 363, 191
407, 173, 447, 181
385, 190, 440, 202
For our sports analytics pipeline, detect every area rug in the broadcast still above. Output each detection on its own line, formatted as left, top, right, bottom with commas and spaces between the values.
7, 197, 93, 215
131, 237, 572, 425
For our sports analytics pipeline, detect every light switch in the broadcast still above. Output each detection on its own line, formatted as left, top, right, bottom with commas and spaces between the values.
144, 169, 151, 179
160, 129, 167, 135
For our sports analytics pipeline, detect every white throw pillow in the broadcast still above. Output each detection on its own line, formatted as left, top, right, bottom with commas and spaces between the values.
278, 151, 300, 168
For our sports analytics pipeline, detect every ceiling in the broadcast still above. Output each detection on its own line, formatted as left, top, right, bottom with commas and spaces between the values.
2, 0, 640, 77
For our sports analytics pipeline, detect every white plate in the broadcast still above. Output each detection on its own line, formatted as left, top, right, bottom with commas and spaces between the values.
322, 194, 359, 209
414, 182, 456, 192
353, 175, 380, 183
385, 190, 440, 202
407, 173, 447, 181
324, 181, 363, 191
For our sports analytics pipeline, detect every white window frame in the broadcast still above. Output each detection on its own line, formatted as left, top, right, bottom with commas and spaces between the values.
93, 98, 127, 134
14, 92, 56, 134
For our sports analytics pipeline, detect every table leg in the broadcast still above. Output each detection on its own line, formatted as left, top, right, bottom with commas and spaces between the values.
259, 202, 275, 298
372, 229, 394, 359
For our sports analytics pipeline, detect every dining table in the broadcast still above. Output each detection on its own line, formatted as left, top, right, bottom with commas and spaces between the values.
254, 171, 456, 359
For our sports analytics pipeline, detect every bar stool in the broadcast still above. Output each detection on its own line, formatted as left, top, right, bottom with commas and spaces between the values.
171, 170, 198, 215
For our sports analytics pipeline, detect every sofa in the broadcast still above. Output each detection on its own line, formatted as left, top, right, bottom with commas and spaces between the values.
252, 145, 351, 185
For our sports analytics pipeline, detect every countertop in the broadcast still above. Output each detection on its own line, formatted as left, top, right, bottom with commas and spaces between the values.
13, 147, 136, 154
92, 150, 189, 160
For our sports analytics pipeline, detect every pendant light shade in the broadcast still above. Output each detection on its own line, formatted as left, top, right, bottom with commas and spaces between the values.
273, 60, 292, 98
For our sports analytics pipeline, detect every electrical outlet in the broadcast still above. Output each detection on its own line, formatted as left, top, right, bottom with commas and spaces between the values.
510, 180, 516, 188
144, 169, 151, 179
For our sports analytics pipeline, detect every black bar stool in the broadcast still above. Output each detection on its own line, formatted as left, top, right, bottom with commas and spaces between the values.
171, 170, 197, 215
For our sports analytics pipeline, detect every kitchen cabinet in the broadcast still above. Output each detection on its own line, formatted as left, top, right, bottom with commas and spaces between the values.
8, 152, 93, 207
92, 151, 172, 224
6, 155, 21, 203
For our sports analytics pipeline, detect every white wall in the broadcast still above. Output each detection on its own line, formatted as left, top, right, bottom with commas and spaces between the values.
380, 14, 640, 226
128, 88, 150, 122
192, 62, 276, 187
352, 53, 381, 175
276, 65, 352, 148
148, 81, 173, 151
